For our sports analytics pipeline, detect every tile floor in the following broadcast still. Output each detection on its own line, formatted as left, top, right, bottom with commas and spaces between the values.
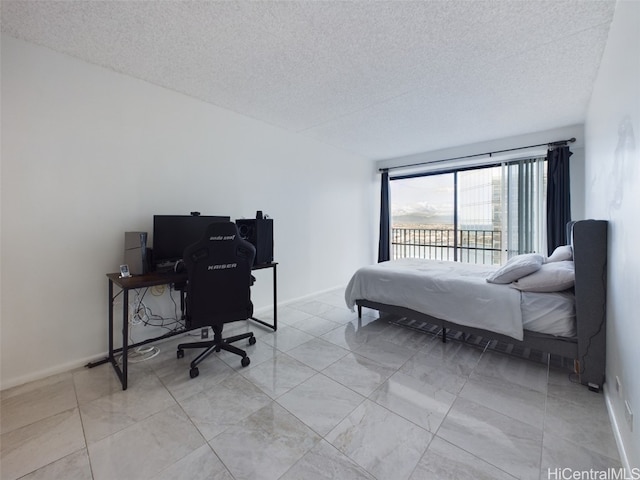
1, 289, 622, 480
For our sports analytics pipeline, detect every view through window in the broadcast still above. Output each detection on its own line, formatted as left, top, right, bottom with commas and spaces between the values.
390, 158, 546, 265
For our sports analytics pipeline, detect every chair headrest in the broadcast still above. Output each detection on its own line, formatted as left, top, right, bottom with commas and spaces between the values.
203, 222, 240, 242
184, 221, 254, 267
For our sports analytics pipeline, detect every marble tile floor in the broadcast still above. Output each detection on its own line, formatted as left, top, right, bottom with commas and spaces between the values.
1, 288, 621, 480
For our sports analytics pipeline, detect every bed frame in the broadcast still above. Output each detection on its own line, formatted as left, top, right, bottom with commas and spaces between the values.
356, 220, 608, 391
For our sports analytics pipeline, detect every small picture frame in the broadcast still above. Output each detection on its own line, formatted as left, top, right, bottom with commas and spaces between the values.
119, 264, 131, 278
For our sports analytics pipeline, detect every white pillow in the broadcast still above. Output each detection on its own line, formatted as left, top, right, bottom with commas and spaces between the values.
547, 245, 573, 263
511, 260, 575, 292
486, 253, 545, 284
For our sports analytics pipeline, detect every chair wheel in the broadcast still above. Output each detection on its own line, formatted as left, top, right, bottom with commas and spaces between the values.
189, 367, 199, 378
177, 349, 184, 359
241, 356, 250, 367
248, 336, 256, 346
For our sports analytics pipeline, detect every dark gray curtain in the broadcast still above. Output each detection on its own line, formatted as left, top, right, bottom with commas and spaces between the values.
378, 170, 390, 262
546, 146, 572, 253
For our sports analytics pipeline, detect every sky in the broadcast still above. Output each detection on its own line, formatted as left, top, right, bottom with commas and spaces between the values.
390, 174, 454, 225
390, 167, 500, 227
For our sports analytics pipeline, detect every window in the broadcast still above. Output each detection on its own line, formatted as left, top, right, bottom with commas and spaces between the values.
390, 157, 547, 265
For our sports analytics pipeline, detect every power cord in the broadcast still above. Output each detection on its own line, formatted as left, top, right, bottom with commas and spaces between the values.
115, 345, 160, 365
120, 287, 186, 365
150, 285, 165, 296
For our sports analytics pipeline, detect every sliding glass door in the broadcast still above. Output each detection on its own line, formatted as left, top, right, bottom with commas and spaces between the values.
390, 157, 546, 265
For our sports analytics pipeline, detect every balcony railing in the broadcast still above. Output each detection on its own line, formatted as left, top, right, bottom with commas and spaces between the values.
392, 228, 502, 265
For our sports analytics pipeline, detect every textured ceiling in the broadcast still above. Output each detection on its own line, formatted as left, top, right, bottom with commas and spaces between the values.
1, 0, 616, 160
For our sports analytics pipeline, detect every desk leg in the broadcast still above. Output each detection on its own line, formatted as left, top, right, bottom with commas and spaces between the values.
108, 280, 114, 363
249, 264, 278, 331
106, 280, 127, 390
272, 264, 277, 331
122, 289, 128, 390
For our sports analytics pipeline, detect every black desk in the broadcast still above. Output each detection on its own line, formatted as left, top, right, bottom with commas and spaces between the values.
249, 262, 278, 331
90, 263, 278, 390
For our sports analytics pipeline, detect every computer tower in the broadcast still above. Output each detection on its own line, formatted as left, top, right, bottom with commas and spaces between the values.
235, 219, 273, 265
124, 231, 148, 275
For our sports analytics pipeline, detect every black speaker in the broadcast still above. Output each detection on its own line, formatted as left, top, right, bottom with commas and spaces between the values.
236, 219, 273, 265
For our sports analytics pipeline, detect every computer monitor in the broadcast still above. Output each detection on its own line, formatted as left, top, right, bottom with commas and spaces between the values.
152, 214, 230, 269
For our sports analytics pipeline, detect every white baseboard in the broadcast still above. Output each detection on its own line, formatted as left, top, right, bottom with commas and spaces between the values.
604, 382, 633, 473
1, 287, 346, 391
0, 333, 194, 392
0, 352, 107, 392
276, 284, 345, 308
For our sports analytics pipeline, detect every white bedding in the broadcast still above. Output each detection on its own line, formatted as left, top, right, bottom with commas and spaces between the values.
345, 259, 524, 340
521, 291, 576, 337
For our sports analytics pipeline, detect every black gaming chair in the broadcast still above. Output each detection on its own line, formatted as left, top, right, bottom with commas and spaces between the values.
176, 222, 256, 378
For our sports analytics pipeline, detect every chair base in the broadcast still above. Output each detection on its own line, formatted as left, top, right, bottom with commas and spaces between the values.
177, 327, 256, 378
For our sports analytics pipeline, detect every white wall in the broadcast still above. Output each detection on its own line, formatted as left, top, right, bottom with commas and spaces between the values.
584, 0, 640, 468
0, 35, 377, 389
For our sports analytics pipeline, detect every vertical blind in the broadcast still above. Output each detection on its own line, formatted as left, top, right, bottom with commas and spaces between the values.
504, 157, 547, 259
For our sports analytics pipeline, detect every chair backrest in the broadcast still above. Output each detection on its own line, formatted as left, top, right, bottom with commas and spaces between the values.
183, 222, 256, 328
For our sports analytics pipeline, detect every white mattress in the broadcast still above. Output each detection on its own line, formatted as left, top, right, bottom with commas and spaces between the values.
521, 290, 576, 337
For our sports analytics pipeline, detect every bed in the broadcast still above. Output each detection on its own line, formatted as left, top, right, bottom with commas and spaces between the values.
345, 220, 608, 391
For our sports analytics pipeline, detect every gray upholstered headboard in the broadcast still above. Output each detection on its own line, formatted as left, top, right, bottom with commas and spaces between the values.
569, 220, 608, 388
